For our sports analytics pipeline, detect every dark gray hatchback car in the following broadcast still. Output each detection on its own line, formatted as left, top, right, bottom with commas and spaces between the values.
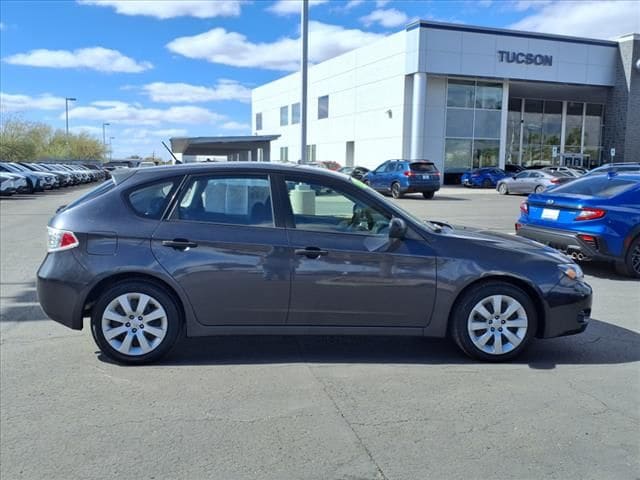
38, 163, 592, 364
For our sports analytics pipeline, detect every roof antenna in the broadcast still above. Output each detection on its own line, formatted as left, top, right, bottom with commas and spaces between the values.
162, 141, 181, 164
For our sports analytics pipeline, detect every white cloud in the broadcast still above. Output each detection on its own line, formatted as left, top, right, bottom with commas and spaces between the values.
66, 101, 225, 126
4, 47, 152, 73
220, 121, 250, 131
77, 0, 242, 19
360, 8, 412, 28
509, 0, 552, 12
267, 0, 328, 16
167, 21, 384, 71
0, 92, 66, 112
376, 0, 391, 6
344, 0, 365, 9
510, 1, 640, 39
141, 80, 251, 103
120, 127, 189, 141
69, 125, 103, 136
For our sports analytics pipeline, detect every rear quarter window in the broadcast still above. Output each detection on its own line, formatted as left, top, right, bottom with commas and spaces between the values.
127, 179, 179, 219
64, 179, 115, 210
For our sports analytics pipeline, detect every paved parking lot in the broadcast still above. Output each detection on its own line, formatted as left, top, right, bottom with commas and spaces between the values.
1, 185, 639, 480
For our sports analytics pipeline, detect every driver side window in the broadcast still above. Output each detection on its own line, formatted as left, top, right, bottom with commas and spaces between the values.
284, 179, 391, 235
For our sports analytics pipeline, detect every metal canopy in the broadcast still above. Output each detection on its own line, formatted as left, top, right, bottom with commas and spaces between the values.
170, 135, 279, 160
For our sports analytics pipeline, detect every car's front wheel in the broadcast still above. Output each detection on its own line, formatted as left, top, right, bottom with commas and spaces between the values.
91, 281, 181, 365
450, 282, 537, 361
498, 183, 508, 195
422, 191, 435, 199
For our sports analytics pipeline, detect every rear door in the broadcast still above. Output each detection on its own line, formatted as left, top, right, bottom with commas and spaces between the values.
368, 161, 388, 190
279, 174, 437, 327
151, 173, 290, 326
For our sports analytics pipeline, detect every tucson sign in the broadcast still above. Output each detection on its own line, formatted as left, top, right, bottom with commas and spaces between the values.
498, 50, 553, 66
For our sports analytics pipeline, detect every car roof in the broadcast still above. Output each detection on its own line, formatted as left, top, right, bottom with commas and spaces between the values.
111, 161, 350, 185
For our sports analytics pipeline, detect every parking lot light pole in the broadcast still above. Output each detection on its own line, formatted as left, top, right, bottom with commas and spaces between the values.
300, 0, 308, 164
65, 97, 76, 136
102, 122, 110, 146
109, 136, 115, 161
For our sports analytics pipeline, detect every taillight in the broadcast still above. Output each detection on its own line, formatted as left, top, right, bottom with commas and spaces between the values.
575, 208, 606, 221
404, 171, 414, 177
550, 178, 560, 184
47, 227, 79, 252
520, 201, 528, 215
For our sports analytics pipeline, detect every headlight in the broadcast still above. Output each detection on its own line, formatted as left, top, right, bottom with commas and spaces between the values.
559, 263, 583, 280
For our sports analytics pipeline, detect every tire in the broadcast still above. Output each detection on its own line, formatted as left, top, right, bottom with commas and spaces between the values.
615, 236, 640, 278
534, 185, 545, 193
391, 182, 403, 199
422, 191, 435, 199
482, 179, 492, 188
90, 281, 181, 365
498, 183, 508, 195
450, 281, 537, 362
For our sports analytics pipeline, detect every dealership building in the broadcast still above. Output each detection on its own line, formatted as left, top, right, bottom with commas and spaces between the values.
251, 21, 639, 180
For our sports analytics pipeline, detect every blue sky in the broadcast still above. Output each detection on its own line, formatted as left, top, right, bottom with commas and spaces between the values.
1, 0, 638, 160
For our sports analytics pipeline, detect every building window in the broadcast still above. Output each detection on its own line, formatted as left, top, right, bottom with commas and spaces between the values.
280, 146, 289, 162
445, 79, 503, 172
291, 103, 300, 124
318, 95, 329, 119
306, 144, 317, 162
255, 113, 262, 131
280, 106, 288, 126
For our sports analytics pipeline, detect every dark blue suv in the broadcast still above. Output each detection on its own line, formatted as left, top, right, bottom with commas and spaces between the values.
364, 160, 441, 199
516, 173, 640, 277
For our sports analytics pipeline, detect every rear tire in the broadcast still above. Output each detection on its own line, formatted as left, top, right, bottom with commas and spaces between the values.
482, 179, 492, 188
615, 236, 640, 278
90, 281, 181, 365
534, 185, 545, 193
450, 282, 537, 362
391, 182, 402, 199
422, 191, 435, 199
498, 183, 508, 195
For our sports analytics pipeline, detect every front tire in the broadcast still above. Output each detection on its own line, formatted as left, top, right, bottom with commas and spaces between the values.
422, 191, 435, 199
391, 182, 402, 199
91, 281, 181, 365
450, 282, 537, 362
498, 183, 508, 195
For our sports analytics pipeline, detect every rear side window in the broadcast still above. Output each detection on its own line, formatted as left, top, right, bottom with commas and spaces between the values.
410, 162, 438, 172
176, 176, 273, 227
128, 180, 178, 219
550, 177, 638, 198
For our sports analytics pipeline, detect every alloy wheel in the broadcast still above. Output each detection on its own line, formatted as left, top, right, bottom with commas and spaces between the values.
101, 292, 168, 356
391, 183, 401, 199
467, 295, 528, 355
499, 184, 508, 194
631, 243, 640, 274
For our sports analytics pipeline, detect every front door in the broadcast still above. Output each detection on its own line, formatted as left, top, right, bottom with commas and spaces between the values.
151, 174, 290, 326
280, 175, 437, 327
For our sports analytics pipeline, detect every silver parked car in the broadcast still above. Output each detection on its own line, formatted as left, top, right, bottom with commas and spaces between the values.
496, 169, 573, 194
543, 166, 584, 178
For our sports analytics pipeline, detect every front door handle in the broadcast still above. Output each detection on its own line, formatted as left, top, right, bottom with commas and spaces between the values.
294, 247, 329, 259
162, 239, 198, 251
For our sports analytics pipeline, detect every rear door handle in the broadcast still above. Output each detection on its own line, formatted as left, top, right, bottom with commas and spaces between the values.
162, 239, 198, 250
294, 247, 329, 259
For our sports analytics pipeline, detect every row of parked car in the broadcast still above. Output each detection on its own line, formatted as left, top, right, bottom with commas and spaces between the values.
0, 162, 110, 196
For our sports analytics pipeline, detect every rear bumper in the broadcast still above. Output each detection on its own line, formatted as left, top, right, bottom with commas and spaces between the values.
403, 181, 441, 193
542, 279, 592, 338
517, 224, 614, 261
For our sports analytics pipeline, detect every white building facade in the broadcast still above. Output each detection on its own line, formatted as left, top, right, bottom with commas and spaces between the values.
251, 21, 639, 181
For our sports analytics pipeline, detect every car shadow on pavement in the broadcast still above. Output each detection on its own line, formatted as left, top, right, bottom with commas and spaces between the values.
95, 317, 640, 369
582, 262, 638, 282
397, 195, 469, 201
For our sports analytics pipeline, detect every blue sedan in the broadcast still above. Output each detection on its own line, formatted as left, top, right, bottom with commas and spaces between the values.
516, 173, 640, 277
461, 167, 508, 188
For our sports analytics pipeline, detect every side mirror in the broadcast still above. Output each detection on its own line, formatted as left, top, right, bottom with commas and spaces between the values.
388, 217, 407, 239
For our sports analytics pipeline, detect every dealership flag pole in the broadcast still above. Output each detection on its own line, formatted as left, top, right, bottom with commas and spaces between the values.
300, 0, 309, 164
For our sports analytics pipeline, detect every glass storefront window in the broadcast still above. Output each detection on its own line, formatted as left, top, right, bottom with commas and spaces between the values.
473, 140, 499, 168
446, 109, 474, 137
475, 82, 502, 110
445, 139, 472, 170
523, 100, 543, 146
447, 80, 475, 108
584, 104, 603, 147
474, 110, 501, 139
542, 101, 562, 145
506, 98, 522, 165
565, 102, 583, 148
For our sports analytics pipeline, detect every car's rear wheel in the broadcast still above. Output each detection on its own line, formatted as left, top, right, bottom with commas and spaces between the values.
498, 183, 508, 195
534, 185, 545, 193
450, 282, 537, 361
482, 179, 491, 188
616, 236, 640, 278
91, 281, 181, 365
391, 182, 402, 199
422, 191, 435, 199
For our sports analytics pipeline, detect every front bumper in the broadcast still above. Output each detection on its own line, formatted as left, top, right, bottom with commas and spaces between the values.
541, 279, 592, 338
517, 224, 614, 261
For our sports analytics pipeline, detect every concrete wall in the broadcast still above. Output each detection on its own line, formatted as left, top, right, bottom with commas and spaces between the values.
252, 32, 407, 170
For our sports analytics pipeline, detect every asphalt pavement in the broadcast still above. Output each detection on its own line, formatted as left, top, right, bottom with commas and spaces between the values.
1, 185, 638, 480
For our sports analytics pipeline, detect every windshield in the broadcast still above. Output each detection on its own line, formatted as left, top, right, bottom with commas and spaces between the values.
549, 176, 638, 198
